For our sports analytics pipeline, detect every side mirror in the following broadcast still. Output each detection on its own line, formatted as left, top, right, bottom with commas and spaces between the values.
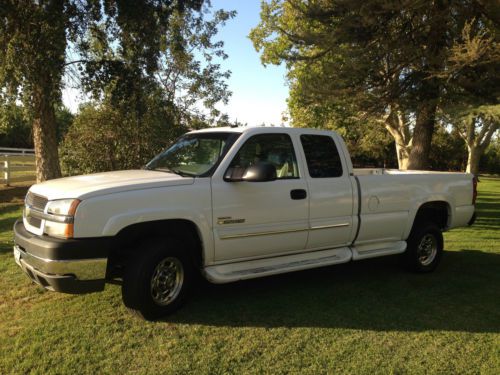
224, 162, 277, 182
243, 162, 277, 182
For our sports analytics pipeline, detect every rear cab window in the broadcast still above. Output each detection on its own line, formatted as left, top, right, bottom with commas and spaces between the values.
300, 134, 343, 178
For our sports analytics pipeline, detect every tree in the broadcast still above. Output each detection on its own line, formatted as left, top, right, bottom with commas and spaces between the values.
55, 106, 75, 143
250, 0, 498, 170
0, 0, 215, 182
58, 2, 234, 175
0, 102, 32, 148
481, 137, 500, 174
1, 1, 69, 181
454, 109, 499, 174
76, 2, 234, 127
440, 20, 500, 174
429, 126, 467, 171
287, 93, 397, 167
60, 90, 185, 175
0, 101, 73, 148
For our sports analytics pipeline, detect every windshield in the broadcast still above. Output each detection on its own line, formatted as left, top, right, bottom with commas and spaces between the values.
146, 132, 239, 177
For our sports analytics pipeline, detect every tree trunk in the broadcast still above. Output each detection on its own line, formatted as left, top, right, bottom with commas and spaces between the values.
407, 0, 448, 170
27, 0, 66, 183
460, 117, 499, 176
408, 101, 438, 170
32, 85, 62, 183
395, 142, 410, 170
384, 109, 412, 170
466, 145, 481, 175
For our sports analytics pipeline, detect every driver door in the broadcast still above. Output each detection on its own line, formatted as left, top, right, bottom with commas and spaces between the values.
211, 133, 309, 262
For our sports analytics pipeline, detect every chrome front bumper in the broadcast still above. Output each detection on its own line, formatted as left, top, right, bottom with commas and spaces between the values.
14, 245, 107, 281
13, 220, 110, 294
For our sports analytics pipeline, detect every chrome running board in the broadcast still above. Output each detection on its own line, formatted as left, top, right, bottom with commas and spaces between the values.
203, 247, 352, 284
351, 241, 407, 260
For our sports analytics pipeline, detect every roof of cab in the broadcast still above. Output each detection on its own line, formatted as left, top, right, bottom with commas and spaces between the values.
188, 126, 246, 134
188, 126, 334, 135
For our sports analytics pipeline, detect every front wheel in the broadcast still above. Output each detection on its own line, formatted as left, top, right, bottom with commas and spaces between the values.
403, 222, 443, 273
121, 237, 194, 320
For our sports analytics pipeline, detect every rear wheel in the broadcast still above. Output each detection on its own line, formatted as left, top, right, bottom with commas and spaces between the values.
403, 222, 443, 273
122, 237, 194, 320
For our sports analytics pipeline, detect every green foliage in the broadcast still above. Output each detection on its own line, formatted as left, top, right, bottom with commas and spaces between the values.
442, 18, 499, 109
0, 103, 32, 148
60, 94, 186, 175
60, 1, 236, 175
0, 103, 74, 149
0, 1, 73, 179
76, 2, 235, 126
439, 17, 499, 170
288, 97, 397, 167
250, 0, 498, 169
0, 1, 233, 180
481, 138, 500, 174
429, 127, 468, 171
0, 1, 67, 107
251, 0, 454, 112
55, 106, 75, 144
346, 124, 397, 168
58, 2, 236, 176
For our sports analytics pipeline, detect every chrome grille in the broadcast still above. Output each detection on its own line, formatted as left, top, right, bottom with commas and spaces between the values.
25, 192, 47, 229
26, 192, 48, 211
27, 216, 42, 228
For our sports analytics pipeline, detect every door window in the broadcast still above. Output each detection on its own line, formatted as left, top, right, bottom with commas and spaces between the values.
300, 135, 343, 178
228, 134, 299, 179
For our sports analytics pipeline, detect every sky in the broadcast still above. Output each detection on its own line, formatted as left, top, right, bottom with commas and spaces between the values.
62, 0, 289, 126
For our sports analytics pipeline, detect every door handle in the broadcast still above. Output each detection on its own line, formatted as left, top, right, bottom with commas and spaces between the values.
290, 189, 307, 200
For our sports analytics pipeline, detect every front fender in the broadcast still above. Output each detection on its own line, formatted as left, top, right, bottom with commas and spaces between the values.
73, 179, 215, 263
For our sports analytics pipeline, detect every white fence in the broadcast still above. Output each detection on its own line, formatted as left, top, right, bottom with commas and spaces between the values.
0, 147, 36, 185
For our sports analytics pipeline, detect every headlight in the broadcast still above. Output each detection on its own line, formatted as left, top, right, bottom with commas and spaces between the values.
44, 199, 80, 238
46, 199, 80, 216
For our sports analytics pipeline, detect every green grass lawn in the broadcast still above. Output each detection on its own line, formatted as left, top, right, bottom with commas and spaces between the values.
0, 179, 499, 374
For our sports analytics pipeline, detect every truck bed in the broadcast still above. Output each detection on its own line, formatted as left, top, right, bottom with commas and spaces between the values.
352, 168, 475, 247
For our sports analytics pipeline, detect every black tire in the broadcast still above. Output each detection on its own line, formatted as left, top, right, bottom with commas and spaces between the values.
122, 237, 194, 320
403, 222, 443, 273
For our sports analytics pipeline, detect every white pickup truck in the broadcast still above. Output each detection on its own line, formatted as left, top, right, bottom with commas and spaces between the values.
14, 127, 477, 319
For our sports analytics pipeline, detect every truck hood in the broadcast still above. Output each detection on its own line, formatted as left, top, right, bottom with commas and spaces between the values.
29, 170, 194, 200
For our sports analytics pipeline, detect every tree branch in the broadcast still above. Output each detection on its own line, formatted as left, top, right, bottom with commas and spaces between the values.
63, 59, 87, 67
479, 121, 500, 149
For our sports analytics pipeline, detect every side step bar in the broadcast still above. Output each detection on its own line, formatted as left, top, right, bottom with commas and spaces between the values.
203, 240, 408, 284
351, 241, 407, 260
203, 247, 352, 284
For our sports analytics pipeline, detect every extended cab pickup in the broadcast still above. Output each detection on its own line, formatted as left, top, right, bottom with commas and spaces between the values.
14, 127, 477, 319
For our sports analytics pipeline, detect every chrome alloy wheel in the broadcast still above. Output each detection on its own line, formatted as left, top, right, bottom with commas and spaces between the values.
150, 257, 184, 306
417, 234, 438, 266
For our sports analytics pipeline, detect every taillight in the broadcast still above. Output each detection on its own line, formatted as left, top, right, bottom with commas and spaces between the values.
472, 176, 478, 205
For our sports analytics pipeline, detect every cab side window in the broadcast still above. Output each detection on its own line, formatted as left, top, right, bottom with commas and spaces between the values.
229, 134, 299, 179
300, 134, 343, 178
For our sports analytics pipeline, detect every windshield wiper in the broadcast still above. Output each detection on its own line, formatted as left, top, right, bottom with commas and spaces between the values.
153, 167, 195, 177
170, 168, 195, 177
